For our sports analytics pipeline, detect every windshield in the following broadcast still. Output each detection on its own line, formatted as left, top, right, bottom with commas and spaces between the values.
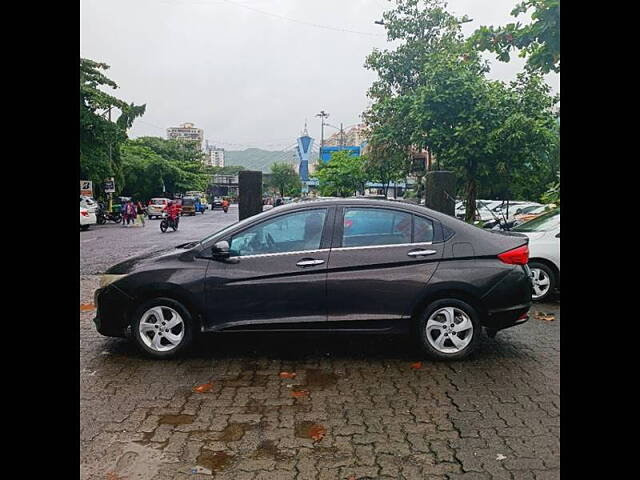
151, 199, 167, 205
513, 209, 560, 232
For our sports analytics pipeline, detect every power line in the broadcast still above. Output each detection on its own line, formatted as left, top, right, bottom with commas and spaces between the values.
168, 0, 386, 37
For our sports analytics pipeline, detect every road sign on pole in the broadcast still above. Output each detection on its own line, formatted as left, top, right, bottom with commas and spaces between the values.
103, 178, 115, 193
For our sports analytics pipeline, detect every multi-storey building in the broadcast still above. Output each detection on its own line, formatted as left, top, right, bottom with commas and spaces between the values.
204, 143, 225, 167
166, 122, 204, 148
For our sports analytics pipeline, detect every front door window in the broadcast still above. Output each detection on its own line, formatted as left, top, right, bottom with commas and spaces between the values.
230, 209, 328, 256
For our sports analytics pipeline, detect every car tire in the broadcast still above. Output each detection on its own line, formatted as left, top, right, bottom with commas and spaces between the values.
416, 298, 480, 360
131, 298, 195, 359
529, 262, 555, 302
80, 225, 89, 231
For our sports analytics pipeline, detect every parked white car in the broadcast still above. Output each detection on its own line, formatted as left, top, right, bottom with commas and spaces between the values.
512, 209, 560, 302
80, 195, 99, 214
80, 207, 97, 231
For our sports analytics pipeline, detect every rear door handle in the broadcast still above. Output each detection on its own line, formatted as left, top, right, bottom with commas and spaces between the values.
407, 249, 437, 257
296, 259, 325, 267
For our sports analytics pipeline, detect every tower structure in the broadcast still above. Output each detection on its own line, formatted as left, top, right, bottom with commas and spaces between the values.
296, 122, 314, 183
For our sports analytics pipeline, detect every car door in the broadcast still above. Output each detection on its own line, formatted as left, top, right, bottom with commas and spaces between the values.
203, 207, 334, 330
326, 206, 444, 323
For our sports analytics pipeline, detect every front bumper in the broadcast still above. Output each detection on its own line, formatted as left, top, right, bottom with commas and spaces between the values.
93, 285, 134, 337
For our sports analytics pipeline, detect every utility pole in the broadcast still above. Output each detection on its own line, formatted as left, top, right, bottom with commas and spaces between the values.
315, 110, 329, 163
107, 106, 113, 212
340, 122, 344, 147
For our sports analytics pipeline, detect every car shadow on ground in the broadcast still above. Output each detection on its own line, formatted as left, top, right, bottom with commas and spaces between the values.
98, 328, 535, 364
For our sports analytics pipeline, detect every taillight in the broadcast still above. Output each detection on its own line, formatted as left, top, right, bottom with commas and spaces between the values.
498, 244, 529, 265
81, 210, 89, 217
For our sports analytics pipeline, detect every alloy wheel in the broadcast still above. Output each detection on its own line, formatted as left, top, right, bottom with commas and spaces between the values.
138, 306, 185, 352
425, 307, 474, 354
530, 267, 551, 300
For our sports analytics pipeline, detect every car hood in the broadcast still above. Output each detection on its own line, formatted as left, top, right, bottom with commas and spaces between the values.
104, 242, 199, 274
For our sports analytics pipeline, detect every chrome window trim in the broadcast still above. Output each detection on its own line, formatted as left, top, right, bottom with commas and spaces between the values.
230, 248, 330, 260
332, 241, 433, 252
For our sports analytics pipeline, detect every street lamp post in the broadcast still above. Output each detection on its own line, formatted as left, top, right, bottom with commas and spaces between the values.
315, 110, 329, 163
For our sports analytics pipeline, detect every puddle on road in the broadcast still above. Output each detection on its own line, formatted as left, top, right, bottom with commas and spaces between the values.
305, 369, 338, 388
196, 449, 232, 473
217, 422, 248, 441
245, 398, 265, 414
158, 414, 194, 426
254, 439, 283, 460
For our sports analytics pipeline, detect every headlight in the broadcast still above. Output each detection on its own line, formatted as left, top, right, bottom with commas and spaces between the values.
100, 274, 127, 288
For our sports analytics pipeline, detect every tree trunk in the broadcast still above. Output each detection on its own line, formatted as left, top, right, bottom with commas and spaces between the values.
464, 177, 477, 223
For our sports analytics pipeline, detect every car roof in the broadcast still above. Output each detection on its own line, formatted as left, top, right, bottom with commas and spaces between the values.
270, 197, 456, 222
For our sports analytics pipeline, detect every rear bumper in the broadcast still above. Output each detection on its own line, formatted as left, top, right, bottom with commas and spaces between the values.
484, 303, 530, 331
93, 285, 133, 337
481, 265, 532, 331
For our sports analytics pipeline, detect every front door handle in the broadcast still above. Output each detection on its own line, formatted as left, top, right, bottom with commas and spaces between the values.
296, 259, 325, 267
407, 249, 437, 257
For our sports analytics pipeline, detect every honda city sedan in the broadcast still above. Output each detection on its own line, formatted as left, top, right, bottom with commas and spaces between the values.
94, 199, 532, 360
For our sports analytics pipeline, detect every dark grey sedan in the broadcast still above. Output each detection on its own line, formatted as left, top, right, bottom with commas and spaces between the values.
94, 198, 532, 359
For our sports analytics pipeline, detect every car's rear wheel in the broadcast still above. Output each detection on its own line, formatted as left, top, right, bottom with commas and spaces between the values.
80, 225, 89, 231
529, 262, 555, 302
416, 299, 480, 360
132, 298, 195, 359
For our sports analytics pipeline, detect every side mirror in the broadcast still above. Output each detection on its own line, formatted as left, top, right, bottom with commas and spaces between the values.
211, 240, 231, 259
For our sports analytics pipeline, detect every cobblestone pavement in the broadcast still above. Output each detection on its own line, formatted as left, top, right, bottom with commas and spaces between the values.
80, 211, 559, 480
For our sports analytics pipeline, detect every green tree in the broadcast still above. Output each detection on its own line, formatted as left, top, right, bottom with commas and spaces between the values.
269, 162, 301, 197
80, 58, 145, 196
471, 0, 560, 74
364, 1, 558, 221
362, 142, 407, 197
314, 151, 366, 197
120, 137, 210, 198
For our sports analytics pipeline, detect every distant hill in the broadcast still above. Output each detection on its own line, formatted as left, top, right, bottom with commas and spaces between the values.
224, 148, 318, 173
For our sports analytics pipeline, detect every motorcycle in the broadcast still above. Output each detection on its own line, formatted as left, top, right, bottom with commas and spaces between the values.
222, 204, 229, 213
96, 203, 122, 224
160, 212, 179, 232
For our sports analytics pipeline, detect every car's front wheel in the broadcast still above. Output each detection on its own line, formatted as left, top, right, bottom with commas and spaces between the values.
529, 262, 555, 302
132, 298, 195, 359
416, 299, 480, 360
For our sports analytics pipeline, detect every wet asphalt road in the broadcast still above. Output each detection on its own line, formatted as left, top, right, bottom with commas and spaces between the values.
80, 207, 559, 479
80, 205, 240, 275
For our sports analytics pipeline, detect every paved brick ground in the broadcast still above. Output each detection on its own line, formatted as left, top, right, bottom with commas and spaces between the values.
80, 274, 559, 480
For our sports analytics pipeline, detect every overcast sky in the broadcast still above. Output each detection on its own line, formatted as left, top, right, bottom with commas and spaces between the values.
80, 0, 559, 151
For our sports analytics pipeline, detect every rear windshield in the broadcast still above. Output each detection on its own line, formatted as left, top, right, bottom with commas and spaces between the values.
513, 209, 560, 232
151, 199, 168, 205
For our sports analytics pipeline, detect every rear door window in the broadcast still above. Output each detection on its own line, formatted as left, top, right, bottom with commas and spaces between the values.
413, 215, 434, 243
342, 208, 412, 247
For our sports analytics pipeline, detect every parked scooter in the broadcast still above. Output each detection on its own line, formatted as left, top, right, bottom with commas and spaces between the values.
96, 203, 122, 224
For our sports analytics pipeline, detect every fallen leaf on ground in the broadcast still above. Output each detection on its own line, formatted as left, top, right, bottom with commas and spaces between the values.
410, 361, 422, 370
346, 475, 357, 480
496, 453, 507, 461
309, 424, 326, 443
279, 371, 297, 379
193, 381, 214, 393
291, 389, 310, 398
80, 304, 95, 311
106, 472, 126, 480
534, 311, 555, 322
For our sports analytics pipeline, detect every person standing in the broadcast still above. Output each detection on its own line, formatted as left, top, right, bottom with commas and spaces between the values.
136, 201, 146, 227
126, 201, 137, 227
